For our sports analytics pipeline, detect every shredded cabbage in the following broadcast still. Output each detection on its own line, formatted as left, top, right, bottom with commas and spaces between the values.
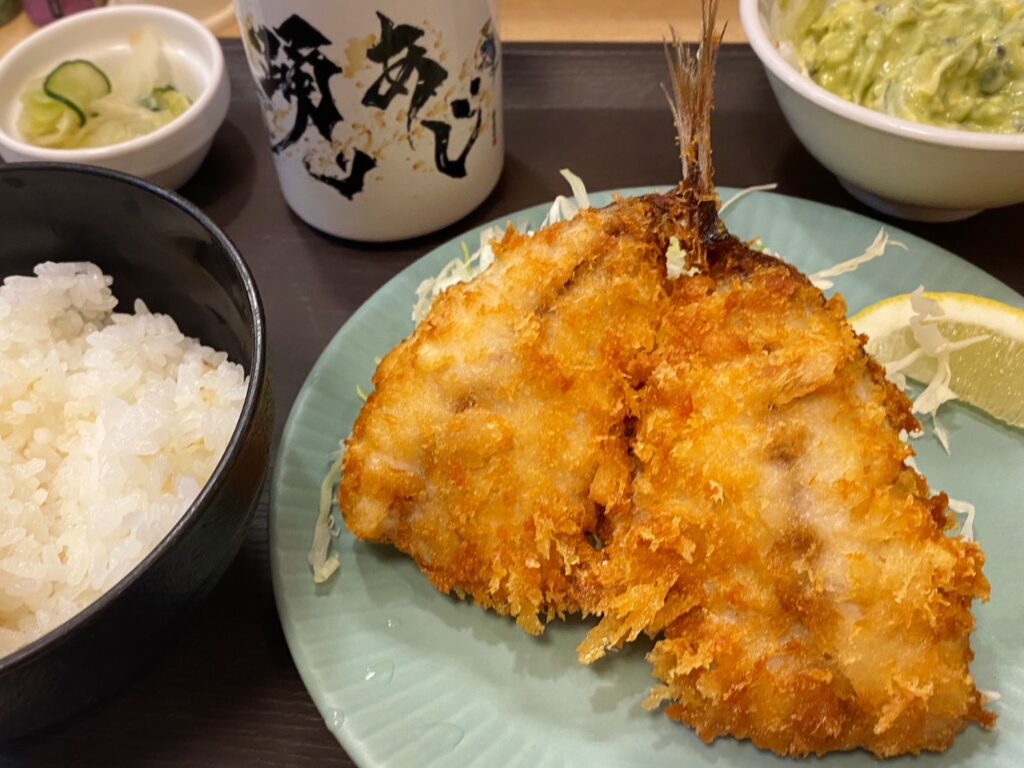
557, 168, 591, 212
948, 497, 977, 541
718, 183, 778, 215
665, 236, 686, 279
810, 229, 907, 290
665, 236, 701, 280
883, 287, 990, 453
309, 450, 344, 583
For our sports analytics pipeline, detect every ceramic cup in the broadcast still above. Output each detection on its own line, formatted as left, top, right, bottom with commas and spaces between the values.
233, 0, 503, 242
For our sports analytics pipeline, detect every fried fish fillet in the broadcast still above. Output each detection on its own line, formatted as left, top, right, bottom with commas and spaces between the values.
341, 194, 687, 633
579, 237, 994, 756
568, 9, 993, 755
339, 0, 992, 756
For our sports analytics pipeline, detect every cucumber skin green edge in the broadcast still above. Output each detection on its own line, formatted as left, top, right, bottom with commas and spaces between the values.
42, 60, 112, 127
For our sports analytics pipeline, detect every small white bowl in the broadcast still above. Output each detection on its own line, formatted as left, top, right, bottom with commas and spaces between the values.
740, 0, 1024, 222
0, 5, 229, 190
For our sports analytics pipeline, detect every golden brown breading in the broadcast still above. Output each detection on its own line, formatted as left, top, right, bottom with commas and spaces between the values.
580, 237, 993, 757
339, 0, 993, 756
340, 195, 686, 633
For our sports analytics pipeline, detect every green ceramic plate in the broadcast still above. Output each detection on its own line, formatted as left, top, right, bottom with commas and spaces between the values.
271, 188, 1024, 767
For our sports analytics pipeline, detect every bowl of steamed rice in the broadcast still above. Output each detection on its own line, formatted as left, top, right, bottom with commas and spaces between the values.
0, 162, 271, 736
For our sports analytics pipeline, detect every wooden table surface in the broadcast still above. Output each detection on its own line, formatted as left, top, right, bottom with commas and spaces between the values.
1, 39, 1022, 768
0, 1, 745, 58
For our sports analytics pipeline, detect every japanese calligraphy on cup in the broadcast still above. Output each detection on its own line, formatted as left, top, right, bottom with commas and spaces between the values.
233, 0, 503, 242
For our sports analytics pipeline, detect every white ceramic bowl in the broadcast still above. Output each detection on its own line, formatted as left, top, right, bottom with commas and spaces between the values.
0, 6, 229, 190
740, 0, 1024, 222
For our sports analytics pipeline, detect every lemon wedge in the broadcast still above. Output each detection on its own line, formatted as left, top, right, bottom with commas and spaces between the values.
851, 291, 1024, 429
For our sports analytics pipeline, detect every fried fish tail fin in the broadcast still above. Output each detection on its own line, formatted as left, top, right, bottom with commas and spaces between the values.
664, 0, 725, 270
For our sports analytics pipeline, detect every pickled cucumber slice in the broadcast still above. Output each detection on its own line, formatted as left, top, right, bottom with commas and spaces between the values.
140, 85, 191, 116
43, 60, 112, 126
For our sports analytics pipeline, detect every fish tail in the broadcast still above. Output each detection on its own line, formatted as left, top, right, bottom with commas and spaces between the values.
663, 0, 725, 267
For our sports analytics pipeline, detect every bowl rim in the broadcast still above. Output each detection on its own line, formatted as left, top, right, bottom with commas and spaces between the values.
0, 5, 227, 160
739, 0, 1024, 152
0, 161, 267, 675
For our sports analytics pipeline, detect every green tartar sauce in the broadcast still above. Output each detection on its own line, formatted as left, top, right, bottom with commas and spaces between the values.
788, 0, 1024, 133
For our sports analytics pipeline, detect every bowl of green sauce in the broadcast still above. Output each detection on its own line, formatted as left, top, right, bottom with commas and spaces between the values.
741, 0, 1024, 221
0, 5, 229, 189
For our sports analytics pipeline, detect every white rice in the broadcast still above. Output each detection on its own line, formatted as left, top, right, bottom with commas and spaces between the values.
0, 262, 247, 657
